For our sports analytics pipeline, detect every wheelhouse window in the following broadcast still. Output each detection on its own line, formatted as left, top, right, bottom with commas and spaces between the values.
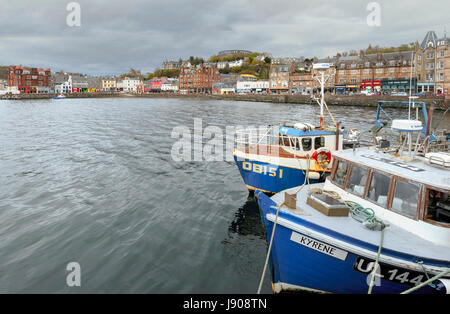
333, 160, 349, 187
346, 166, 368, 196
302, 138, 312, 151
367, 171, 391, 207
425, 189, 450, 225
314, 137, 325, 150
391, 180, 420, 219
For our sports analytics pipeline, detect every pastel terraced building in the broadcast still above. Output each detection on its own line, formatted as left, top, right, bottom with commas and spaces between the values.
415, 31, 450, 94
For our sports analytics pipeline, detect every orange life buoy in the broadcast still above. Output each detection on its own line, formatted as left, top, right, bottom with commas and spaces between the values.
312, 148, 331, 168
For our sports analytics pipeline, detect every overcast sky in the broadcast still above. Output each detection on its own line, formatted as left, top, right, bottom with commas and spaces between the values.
0, 0, 448, 75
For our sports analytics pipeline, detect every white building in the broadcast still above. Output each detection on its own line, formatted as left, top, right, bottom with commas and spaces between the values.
55, 76, 73, 94
117, 77, 142, 92
161, 78, 179, 92
217, 59, 244, 69
236, 80, 269, 93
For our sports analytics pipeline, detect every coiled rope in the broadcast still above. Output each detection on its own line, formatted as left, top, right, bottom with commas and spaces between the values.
308, 188, 387, 294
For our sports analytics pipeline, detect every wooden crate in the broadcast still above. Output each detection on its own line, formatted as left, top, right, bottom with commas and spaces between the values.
307, 193, 349, 217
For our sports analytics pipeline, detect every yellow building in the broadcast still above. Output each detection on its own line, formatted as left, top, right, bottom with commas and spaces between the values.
102, 79, 117, 91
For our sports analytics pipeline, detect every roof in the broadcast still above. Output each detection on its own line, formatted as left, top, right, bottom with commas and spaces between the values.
421, 31, 438, 49
278, 126, 335, 137
333, 147, 450, 190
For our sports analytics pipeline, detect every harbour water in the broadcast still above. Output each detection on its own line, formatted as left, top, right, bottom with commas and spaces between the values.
0, 98, 446, 293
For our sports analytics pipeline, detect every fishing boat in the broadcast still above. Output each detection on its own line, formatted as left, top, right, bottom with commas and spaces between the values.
233, 63, 359, 194
255, 102, 450, 294
53, 94, 66, 99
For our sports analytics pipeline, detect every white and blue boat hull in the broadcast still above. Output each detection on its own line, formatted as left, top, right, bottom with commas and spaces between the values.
234, 156, 321, 194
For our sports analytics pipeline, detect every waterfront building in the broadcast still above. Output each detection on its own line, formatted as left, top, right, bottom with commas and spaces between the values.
71, 75, 88, 93
117, 77, 142, 93
289, 72, 313, 94
161, 78, 179, 93
269, 64, 295, 94
101, 77, 117, 92
54, 76, 72, 94
7, 66, 51, 94
178, 64, 220, 94
333, 52, 415, 94
415, 31, 450, 94
236, 80, 269, 93
212, 82, 236, 95
87, 77, 102, 92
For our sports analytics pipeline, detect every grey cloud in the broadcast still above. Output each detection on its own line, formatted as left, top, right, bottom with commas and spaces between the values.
0, 0, 448, 74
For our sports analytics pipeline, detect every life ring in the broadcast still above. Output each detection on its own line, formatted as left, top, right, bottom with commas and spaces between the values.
312, 148, 331, 168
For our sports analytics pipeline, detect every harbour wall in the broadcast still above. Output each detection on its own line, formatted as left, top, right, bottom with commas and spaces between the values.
3, 92, 449, 110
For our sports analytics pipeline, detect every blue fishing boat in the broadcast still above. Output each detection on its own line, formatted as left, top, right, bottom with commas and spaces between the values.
52, 94, 66, 99
255, 104, 450, 294
233, 64, 359, 194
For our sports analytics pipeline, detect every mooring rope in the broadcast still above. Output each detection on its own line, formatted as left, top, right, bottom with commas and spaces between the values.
256, 156, 311, 294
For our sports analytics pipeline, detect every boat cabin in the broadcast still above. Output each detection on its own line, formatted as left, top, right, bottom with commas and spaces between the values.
277, 126, 343, 156
329, 149, 450, 228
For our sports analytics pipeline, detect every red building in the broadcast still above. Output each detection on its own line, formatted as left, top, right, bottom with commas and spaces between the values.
8, 66, 51, 94
361, 80, 382, 93
178, 64, 220, 94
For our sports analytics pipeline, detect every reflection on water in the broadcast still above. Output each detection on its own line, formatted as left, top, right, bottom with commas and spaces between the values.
228, 194, 265, 239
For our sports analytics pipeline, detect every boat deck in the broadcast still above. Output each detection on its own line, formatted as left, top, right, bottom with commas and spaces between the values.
234, 144, 305, 159
270, 184, 450, 264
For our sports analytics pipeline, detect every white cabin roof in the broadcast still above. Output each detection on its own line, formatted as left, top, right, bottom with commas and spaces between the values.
333, 147, 450, 191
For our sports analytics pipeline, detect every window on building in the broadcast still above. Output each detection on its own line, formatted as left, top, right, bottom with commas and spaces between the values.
389, 60, 395, 66
439, 61, 444, 69
427, 52, 435, 59
440, 73, 444, 81
365, 62, 370, 67
302, 138, 312, 151
367, 171, 391, 207
391, 180, 420, 219
333, 160, 349, 187
346, 166, 369, 196
440, 51, 445, 58
418, 55, 422, 60
424, 189, 450, 225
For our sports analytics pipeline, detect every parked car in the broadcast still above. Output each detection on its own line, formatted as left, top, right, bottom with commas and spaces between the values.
360, 90, 374, 96
391, 92, 408, 96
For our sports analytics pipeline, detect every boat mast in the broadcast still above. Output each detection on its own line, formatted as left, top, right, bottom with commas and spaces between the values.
313, 63, 331, 129
320, 70, 325, 128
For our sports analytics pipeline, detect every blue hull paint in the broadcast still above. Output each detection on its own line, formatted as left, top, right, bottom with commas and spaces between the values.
256, 191, 449, 294
234, 156, 321, 193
